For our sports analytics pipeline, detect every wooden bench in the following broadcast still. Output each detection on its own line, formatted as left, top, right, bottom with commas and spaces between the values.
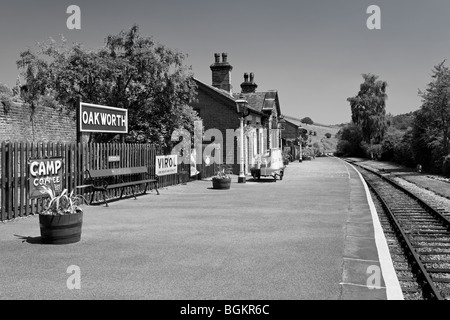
82, 166, 159, 207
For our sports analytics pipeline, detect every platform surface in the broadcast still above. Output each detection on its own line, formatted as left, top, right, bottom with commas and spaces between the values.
0, 157, 401, 300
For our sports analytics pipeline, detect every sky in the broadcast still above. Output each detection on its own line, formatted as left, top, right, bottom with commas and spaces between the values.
1, 0, 450, 125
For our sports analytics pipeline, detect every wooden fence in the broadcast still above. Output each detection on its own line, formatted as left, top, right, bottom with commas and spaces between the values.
0, 142, 194, 221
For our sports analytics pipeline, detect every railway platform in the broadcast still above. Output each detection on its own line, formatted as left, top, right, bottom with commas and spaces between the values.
0, 157, 402, 300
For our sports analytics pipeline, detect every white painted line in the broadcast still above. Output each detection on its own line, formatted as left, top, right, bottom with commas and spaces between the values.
339, 282, 387, 289
343, 160, 404, 300
343, 257, 380, 263
345, 235, 375, 240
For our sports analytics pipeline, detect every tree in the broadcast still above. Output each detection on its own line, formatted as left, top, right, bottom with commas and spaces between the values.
16, 25, 199, 146
0, 83, 14, 113
325, 132, 332, 139
335, 123, 364, 157
297, 128, 309, 148
416, 61, 450, 157
301, 117, 314, 125
347, 74, 388, 144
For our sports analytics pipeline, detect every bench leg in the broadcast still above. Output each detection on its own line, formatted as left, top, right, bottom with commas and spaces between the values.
82, 194, 89, 206
102, 191, 109, 207
132, 185, 137, 199
90, 191, 96, 205
143, 182, 148, 194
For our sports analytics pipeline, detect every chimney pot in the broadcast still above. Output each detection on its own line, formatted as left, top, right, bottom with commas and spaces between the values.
210, 52, 233, 94
240, 72, 258, 93
222, 53, 228, 63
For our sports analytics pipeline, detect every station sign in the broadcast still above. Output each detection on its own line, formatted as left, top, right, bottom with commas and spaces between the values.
79, 102, 128, 133
108, 155, 120, 162
28, 158, 64, 199
156, 155, 178, 176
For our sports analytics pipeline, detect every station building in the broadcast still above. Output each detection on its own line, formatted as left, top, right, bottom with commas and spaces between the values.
281, 116, 304, 161
191, 53, 285, 174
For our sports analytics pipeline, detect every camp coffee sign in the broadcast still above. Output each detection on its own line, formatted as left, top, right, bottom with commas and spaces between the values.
28, 158, 64, 199
79, 102, 128, 133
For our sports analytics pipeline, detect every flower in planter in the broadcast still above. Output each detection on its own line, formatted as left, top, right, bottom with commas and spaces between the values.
213, 164, 233, 180
211, 164, 233, 189
40, 182, 85, 215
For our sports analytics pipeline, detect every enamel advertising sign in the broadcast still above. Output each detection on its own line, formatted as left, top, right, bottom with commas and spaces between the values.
155, 155, 178, 176
28, 158, 64, 199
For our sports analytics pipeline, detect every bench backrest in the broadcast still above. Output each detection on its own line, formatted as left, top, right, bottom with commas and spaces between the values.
88, 166, 148, 178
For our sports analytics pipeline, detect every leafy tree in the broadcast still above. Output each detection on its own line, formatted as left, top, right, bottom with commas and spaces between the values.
0, 83, 14, 113
392, 128, 415, 167
16, 25, 199, 146
0, 83, 12, 95
416, 61, 450, 157
347, 74, 387, 144
301, 117, 314, 125
298, 128, 309, 148
335, 123, 364, 156
379, 126, 404, 161
325, 132, 332, 139
387, 112, 414, 131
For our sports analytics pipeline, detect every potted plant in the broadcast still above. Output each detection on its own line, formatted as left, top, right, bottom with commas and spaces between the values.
38, 182, 85, 245
283, 151, 291, 166
212, 164, 233, 190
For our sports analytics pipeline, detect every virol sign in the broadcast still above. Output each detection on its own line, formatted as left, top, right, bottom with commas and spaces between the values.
79, 102, 128, 133
155, 155, 178, 176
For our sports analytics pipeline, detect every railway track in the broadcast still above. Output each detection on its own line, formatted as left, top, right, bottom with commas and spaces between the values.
349, 162, 450, 300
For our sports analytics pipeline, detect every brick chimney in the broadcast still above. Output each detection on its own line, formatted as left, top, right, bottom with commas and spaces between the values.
240, 72, 258, 93
210, 53, 233, 94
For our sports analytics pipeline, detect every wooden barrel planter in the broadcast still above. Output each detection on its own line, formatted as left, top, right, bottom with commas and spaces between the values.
212, 177, 231, 190
39, 212, 83, 245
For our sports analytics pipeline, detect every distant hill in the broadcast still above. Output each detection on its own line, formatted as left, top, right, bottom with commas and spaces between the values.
300, 123, 340, 154
283, 115, 340, 153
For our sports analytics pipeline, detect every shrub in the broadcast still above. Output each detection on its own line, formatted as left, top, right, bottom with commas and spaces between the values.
0, 83, 12, 96
442, 155, 450, 177
393, 141, 415, 167
325, 133, 332, 139
0, 84, 13, 113
301, 117, 314, 125
335, 140, 352, 157
361, 142, 383, 160
335, 123, 364, 157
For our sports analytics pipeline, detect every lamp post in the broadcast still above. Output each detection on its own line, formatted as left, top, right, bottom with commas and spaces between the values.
236, 98, 250, 183
298, 127, 304, 162
278, 115, 286, 151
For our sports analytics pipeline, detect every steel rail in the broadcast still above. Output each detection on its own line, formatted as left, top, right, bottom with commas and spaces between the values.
346, 160, 444, 300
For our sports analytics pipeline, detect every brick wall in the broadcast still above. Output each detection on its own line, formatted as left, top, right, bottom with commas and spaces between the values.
192, 88, 241, 173
0, 101, 77, 143
283, 121, 299, 140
